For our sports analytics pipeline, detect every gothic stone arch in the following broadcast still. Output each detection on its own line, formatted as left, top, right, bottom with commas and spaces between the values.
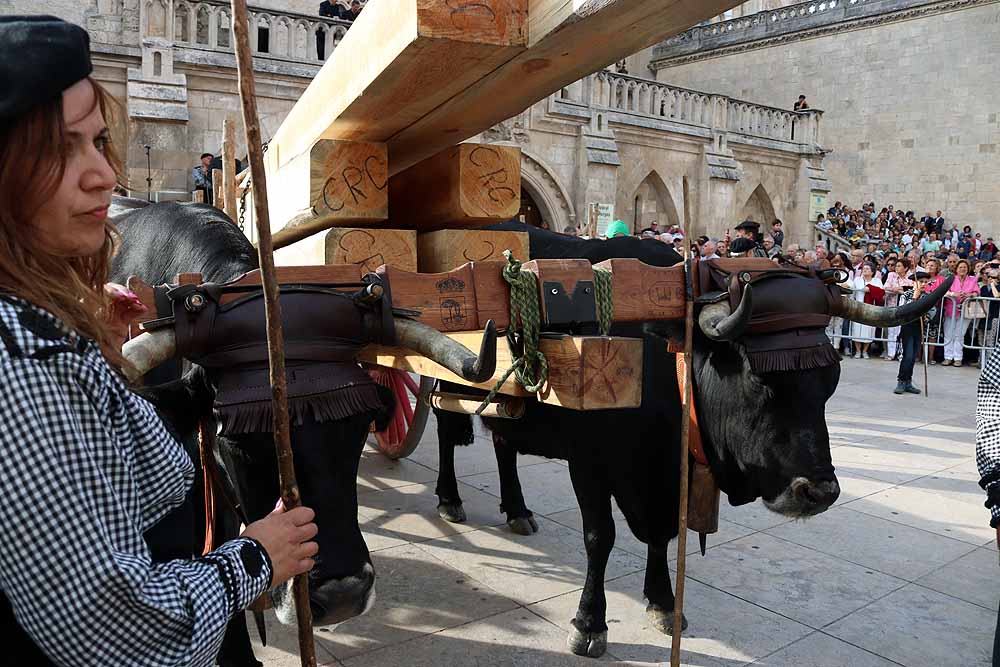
631, 170, 681, 231
738, 181, 777, 227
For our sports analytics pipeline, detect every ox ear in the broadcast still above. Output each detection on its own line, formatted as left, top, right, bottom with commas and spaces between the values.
643, 321, 685, 352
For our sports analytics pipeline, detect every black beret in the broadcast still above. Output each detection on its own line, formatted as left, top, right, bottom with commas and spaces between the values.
0, 15, 92, 123
728, 237, 756, 255
734, 219, 759, 231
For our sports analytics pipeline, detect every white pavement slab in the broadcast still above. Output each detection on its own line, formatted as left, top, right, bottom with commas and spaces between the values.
252, 358, 998, 666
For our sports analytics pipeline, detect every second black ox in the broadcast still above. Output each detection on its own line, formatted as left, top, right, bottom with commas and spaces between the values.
430, 221, 950, 658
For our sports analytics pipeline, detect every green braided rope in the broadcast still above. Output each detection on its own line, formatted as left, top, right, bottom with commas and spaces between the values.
476, 250, 548, 415
592, 267, 613, 336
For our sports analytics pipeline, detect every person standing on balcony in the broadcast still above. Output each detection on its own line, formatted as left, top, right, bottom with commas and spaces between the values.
793, 94, 809, 111
346, 0, 363, 22
319, 0, 352, 20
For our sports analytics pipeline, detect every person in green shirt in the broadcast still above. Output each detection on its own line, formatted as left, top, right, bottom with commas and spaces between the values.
921, 232, 942, 254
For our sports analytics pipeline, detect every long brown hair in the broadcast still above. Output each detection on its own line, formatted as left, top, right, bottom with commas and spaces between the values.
0, 77, 127, 369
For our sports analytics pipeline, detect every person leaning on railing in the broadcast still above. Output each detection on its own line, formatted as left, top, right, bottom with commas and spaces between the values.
942, 259, 979, 367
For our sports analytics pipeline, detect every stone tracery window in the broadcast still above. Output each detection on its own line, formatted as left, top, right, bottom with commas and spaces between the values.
218, 9, 230, 48
196, 4, 210, 45
257, 16, 271, 54
145, 0, 167, 38
174, 4, 189, 43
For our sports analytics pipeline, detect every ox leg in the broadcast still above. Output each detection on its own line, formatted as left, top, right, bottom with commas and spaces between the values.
493, 433, 537, 535
434, 409, 471, 523
566, 456, 614, 658
643, 543, 687, 636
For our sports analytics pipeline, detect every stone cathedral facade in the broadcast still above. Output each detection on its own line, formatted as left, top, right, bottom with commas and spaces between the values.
3, 0, 844, 246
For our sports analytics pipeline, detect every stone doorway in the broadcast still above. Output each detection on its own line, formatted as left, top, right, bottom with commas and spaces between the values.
517, 187, 547, 230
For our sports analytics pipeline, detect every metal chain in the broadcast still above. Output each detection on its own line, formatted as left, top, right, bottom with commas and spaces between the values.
237, 141, 268, 233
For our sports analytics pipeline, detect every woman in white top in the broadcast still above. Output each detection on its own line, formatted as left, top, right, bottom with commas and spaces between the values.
850, 263, 884, 358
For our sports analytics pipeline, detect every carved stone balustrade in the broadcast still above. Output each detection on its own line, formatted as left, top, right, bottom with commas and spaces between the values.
169, 0, 352, 65
582, 71, 824, 151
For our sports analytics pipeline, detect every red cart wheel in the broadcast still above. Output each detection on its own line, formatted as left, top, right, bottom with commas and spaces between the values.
366, 368, 435, 459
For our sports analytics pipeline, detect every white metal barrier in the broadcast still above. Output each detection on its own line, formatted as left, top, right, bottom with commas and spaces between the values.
831, 294, 1000, 361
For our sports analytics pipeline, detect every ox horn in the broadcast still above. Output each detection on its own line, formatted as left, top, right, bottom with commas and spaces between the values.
121, 328, 177, 383
830, 274, 954, 327
121, 318, 499, 386
698, 285, 754, 342
394, 317, 497, 384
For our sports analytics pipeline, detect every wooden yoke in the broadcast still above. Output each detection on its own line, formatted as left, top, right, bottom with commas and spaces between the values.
520, 259, 596, 327
593, 259, 686, 322
388, 144, 521, 230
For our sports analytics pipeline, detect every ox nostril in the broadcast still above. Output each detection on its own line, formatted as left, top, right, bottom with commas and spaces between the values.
797, 479, 840, 507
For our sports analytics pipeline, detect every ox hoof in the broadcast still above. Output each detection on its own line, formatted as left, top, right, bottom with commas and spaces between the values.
507, 516, 539, 535
567, 627, 607, 658
646, 605, 688, 636
438, 502, 467, 524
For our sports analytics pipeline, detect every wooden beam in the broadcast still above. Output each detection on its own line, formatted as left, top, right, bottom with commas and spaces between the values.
593, 258, 685, 322
211, 168, 223, 209
359, 332, 643, 409
378, 261, 510, 330
268, 140, 389, 247
264, 0, 528, 176
387, 0, 744, 173
275, 227, 417, 278
388, 144, 521, 230
418, 229, 529, 272
222, 118, 238, 220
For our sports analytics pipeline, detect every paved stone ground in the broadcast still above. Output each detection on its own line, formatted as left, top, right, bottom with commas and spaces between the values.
251, 358, 996, 666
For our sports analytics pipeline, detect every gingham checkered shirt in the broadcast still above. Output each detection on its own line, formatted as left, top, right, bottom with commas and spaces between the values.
0, 295, 271, 666
976, 347, 1000, 527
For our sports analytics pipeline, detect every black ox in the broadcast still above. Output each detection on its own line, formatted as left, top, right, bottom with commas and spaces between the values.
429, 221, 950, 657
110, 199, 496, 666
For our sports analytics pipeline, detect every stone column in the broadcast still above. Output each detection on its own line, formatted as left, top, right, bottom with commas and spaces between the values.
574, 112, 621, 236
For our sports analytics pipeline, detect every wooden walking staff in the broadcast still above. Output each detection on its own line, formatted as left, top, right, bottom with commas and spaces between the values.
670, 178, 696, 667
229, 1, 318, 665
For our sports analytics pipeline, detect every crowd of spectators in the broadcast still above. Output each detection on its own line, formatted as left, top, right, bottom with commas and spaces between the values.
584, 201, 1000, 378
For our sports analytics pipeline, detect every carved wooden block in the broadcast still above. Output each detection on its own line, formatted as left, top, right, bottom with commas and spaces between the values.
388, 143, 521, 230
267, 139, 389, 247
593, 258, 686, 322
377, 264, 479, 332
275, 227, 417, 279
417, 229, 528, 272
358, 332, 643, 410
542, 335, 643, 410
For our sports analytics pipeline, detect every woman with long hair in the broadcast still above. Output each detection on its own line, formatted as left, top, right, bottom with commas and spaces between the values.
0, 16, 316, 665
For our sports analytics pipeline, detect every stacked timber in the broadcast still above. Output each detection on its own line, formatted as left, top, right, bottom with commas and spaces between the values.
223, 0, 742, 409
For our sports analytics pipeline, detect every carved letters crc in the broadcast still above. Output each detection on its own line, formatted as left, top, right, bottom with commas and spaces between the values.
321, 153, 387, 213
468, 145, 517, 207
